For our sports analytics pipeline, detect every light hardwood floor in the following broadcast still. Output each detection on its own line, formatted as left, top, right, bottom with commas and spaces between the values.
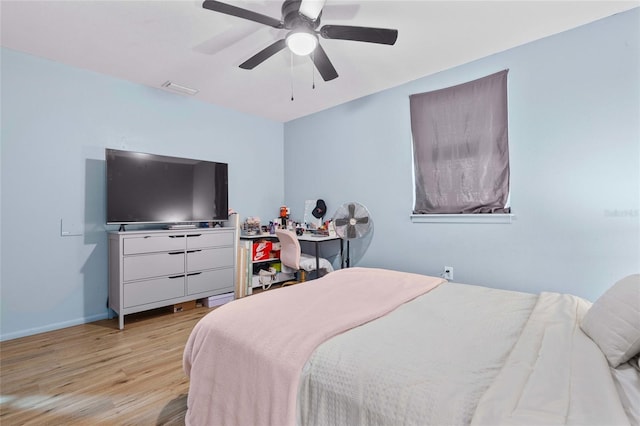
0, 306, 216, 425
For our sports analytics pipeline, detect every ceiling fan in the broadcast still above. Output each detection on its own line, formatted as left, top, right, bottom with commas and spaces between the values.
202, 0, 398, 81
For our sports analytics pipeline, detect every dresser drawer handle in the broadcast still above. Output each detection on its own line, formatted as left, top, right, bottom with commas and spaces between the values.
169, 235, 186, 239
187, 272, 202, 277
186, 234, 202, 238
168, 275, 184, 279
168, 251, 183, 255
187, 249, 202, 254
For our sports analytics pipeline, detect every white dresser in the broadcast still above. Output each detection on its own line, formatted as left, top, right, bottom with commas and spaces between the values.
108, 227, 236, 329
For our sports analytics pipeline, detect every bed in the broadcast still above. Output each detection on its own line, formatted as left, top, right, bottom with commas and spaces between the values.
183, 267, 640, 426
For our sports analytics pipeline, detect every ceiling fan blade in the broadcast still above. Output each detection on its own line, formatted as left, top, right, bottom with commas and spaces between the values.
320, 25, 398, 45
299, 0, 326, 21
311, 44, 338, 81
239, 39, 287, 70
202, 1, 283, 29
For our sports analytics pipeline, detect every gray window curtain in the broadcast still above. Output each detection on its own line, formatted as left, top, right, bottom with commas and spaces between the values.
410, 70, 510, 214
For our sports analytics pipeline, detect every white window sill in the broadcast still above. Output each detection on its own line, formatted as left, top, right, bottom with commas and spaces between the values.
410, 214, 515, 224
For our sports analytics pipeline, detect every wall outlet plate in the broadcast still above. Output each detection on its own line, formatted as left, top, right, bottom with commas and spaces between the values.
443, 266, 454, 280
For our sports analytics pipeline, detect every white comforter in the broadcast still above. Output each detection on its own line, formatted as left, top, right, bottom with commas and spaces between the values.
297, 283, 630, 425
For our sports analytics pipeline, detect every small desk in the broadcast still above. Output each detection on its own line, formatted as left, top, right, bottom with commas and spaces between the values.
296, 234, 343, 273
242, 232, 343, 275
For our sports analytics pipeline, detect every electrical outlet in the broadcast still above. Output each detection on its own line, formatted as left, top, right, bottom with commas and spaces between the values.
443, 266, 454, 280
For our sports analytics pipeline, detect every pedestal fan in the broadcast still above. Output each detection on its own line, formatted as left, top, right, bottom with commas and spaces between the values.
332, 202, 373, 267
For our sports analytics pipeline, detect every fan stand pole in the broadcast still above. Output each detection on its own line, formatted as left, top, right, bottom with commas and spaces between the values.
346, 240, 350, 268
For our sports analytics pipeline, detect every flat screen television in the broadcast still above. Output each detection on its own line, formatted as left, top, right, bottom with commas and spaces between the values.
106, 148, 228, 226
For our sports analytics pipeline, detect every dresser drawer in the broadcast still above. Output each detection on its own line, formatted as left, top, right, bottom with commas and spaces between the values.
124, 252, 184, 281
187, 247, 234, 271
124, 276, 185, 308
187, 268, 234, 296
186, 231, 235, 249
124, 235, 185, 254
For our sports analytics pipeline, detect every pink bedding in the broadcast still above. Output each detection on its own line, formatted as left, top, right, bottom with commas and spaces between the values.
183, 267, 444, 426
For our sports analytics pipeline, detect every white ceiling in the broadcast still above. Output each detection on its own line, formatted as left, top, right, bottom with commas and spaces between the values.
1, 1, 637, 122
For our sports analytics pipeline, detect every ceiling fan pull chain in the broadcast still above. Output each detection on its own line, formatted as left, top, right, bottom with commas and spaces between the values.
290, 51, 294, 101
312, 51, 316, 90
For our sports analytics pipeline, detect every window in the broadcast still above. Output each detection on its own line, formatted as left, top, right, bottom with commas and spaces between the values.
410, 70, 510, 216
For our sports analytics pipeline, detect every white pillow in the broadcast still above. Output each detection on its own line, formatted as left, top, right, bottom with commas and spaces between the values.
580, 274, 640, 368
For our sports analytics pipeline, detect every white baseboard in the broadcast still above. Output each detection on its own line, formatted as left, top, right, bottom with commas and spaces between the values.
0, 312, 109, 342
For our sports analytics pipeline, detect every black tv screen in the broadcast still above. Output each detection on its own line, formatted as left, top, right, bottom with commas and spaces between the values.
106, 149, 228, 225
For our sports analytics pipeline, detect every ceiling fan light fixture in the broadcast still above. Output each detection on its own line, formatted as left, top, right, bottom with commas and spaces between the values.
299, 0, 325, 21
286, 31, 318, 56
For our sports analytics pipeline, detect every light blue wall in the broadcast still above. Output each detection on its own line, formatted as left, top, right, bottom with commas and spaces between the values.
0, 48, 284, 340
2, 9, 638, 341
284, 9, 639, 301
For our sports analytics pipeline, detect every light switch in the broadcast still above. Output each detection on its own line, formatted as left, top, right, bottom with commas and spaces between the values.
61, 219, 83, 236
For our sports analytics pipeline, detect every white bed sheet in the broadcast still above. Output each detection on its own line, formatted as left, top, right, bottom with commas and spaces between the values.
472, 292, 629, 425
612, 361, 640, 426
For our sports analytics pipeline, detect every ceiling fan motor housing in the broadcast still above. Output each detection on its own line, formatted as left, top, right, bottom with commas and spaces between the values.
282, 0, 321, 30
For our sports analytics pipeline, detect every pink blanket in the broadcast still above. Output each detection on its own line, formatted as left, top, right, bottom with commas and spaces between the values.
183, 267, 444, 426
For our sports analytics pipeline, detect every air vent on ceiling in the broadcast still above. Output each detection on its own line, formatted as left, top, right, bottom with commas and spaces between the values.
161, 81, 199, 96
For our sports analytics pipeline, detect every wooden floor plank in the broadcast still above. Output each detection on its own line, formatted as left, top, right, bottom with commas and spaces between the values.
1, 306, 215, 425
